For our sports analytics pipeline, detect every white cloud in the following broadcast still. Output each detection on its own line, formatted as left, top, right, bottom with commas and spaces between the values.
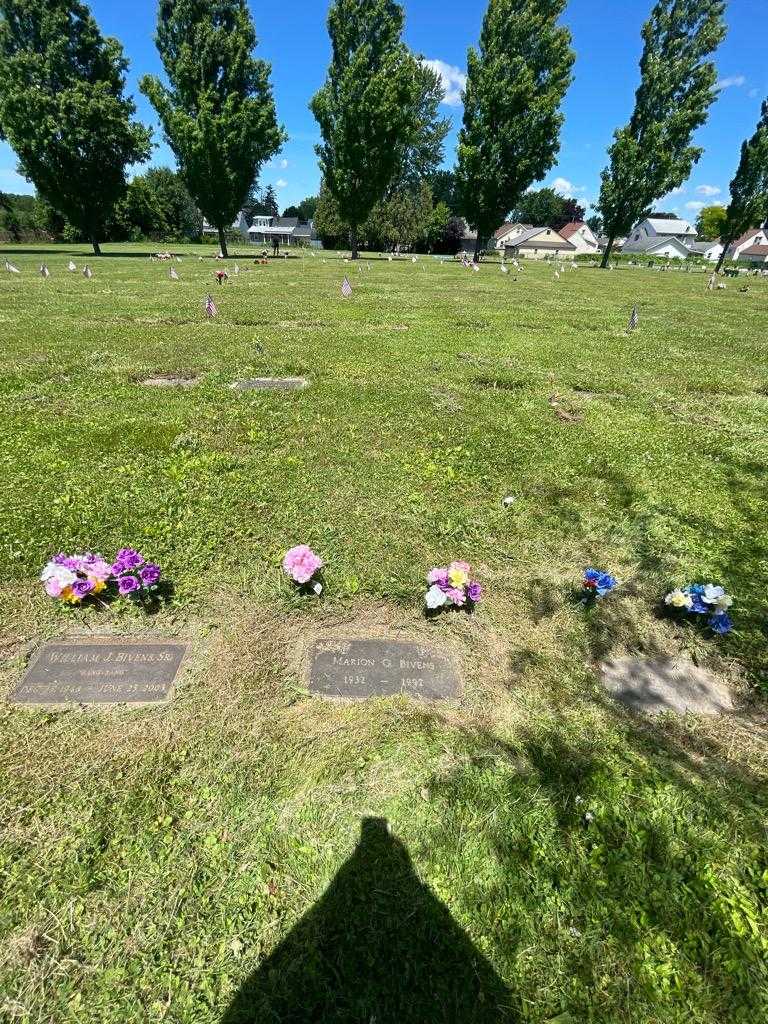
276, 178, 287, 189
696, 184, 721, 196
420, 58, 467, 106
716, 74, 746, 90
685, 201, 705, 212
280, 158, 288, 169
667, 185, 686, 196
550, 176, 586, 199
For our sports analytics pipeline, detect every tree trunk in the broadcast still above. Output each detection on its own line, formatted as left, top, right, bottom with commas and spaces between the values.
714, 239, 730, 274
350, 226, 358, 260
91, 238, 102, 257
600, 234, 615, 268
217, 227, 228, 259
473, 233, 482, 263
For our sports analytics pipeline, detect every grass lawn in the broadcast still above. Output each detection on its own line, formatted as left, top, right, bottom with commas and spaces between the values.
1, 242, 767, 1023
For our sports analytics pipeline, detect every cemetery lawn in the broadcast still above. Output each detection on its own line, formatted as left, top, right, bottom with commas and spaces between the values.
2, 242, 768, 1023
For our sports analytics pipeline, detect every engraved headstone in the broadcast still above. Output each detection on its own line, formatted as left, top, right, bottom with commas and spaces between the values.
230, 377, 309, 391
309, 638, 460, 701
9, 640, 186, 705
601, 656, 733, 715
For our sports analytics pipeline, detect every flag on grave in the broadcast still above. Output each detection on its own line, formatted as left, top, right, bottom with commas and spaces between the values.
176, 255, 182, 263
233, 263, 240, 275
341, 275, 353, 298
707, 272, 716, 291
205, 293, 217, 317
472, 263, 479, 272
40, 263, 50, 278
501, 264, 508, 273
627, 305, 639, 332
5, 260, 20, 274
554, 270, 560, 280
67, 260, 77, 272
169, 267, 179, 280
83, 265, 93, 279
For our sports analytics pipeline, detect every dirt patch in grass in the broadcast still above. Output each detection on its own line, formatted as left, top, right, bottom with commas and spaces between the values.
139, 372, 201, 388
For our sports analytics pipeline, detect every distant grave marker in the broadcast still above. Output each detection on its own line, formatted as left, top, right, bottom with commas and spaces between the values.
309, 638, 460, 701
230, 377, 309, 392
601, 656, 733, 715
141, 375, 199, 388
9, 640, 186, 705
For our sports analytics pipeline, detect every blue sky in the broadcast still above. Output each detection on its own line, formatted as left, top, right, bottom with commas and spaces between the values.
1, 0, 766, 221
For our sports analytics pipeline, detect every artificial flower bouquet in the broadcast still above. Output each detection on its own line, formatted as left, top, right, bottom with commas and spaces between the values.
664, 583, 733, 634
581, 568, 618, 600
425, 560, 482, 612
283, 545, 323, 595
40, 548, 162, 606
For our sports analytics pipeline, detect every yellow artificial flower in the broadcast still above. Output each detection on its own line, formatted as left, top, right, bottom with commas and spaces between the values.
665, 588, 692, 609
91, 579, 106, 594
448, 567, 469, 588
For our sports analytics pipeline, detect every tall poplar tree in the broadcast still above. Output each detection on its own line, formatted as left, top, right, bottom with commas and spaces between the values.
597, 0, 725, 267
311, 0, 419, 259
141, 0, 285, 258
456, 0, 574, 261
715, 98, 768, 272
0, 0, 151, 255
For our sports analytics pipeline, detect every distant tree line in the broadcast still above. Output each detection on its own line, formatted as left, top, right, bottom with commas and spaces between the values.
0, 0, 765, 263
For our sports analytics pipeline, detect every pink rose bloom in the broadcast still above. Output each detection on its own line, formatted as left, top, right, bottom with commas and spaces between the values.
45, 576, 65, 597
283, 545, 323, 584
86, 557, 112, 582
446, 587, 466, 606
450, 560, 471, 575
427, 567, 449, 588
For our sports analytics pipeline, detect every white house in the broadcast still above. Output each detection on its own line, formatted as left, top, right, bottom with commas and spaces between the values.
492, 222, 534, 251
726, 228, 767, 260
739, 243, 768, 265
688, 240, 724, 262
202, 211, 249, 240
557, 220, 599, 255
501, 225, 576, 260
248, 215, 300, 246
623, 217, 697, 258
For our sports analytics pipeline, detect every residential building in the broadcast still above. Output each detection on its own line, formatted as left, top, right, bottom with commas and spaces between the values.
726, 228, 768, 260
202, 211, 249, 240
557, 221, 599, 256
739, 244, 768, 265
623, 217, 697, 258
502, 225, 576, 260
687, 240, 724, 262
248, 215, 303, 246
492, 222, 534, 251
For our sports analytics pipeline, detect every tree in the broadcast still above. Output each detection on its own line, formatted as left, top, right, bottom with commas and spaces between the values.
648, 209, 681, 219
282, 205, 300, 218
311, 0, 419, 258
262, 184, 279, 219
715, 98, 768, 271
596, 0, 725, 267
586, 214, 603, 236
398, 61, 450, 188
366, 180, 434, 251
297, 196, 319, 222
510, 187, 584, 229
313, 180, 347, 249
112, 167, 200, 240
0, 0, 151, 255
696, 204, 727, 240
456, 0, 574, 260
429, 170, 460, 214
141, 0, 285, 258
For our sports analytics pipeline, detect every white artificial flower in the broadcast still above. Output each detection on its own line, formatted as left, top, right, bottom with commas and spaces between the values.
665, 588, 693, 610
40, 562, 76, 586
715, 593, 733, 610
502, 495, 516, 507
425, 584, 448, 610
701, 584, 726, 604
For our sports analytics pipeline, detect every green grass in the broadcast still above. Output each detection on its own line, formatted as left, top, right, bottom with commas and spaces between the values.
1, 242, 767, 1023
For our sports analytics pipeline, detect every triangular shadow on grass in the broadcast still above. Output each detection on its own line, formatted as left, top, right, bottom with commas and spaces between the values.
221, 817, 516, 1023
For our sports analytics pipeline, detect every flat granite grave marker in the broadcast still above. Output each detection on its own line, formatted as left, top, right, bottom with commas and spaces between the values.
9, 640, 186, 705
309, 638, 460, 701
230, 377, 309, 392
601, 656, 733, 715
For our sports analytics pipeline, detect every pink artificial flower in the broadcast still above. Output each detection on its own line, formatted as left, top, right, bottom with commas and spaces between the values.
427, 567, 449, 588
283, 544, 323, 584
45, 577, 65, 597
450, 560, 471, 575
446, 587, 466, 607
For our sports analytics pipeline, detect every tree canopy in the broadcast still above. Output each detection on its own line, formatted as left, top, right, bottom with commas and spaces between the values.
0, 0, 152, 254
311, 0, 419, 257
456, 0, 574, 259
695, 204, 727, 241
141, 0, 285, 256
716, 97, 768, 270
596, 0, 725, 266
510, 188, 585, 230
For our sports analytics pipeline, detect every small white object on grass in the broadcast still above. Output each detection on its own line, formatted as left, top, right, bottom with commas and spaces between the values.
502, 495, 516, 507
583, 811, 595, 824
312, 581, 323, 595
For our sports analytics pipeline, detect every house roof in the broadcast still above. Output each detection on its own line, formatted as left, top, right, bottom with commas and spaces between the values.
729, 228, 765, 249
503, 226, 575, 250
493, 222, 533, 240
740, 244, 768, 256
558, 221, 587, 240
688, 241, 720, 253
629, 235, 691, 254
645, 218, 696, 235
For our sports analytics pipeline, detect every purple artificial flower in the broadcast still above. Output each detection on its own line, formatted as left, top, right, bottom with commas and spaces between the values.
467, 581, 482, 603
71, 578, 94, 599
112, 548, 145, 574
118, 574, 140, 596
427, 567, 449, 589
139, 563, 161, 586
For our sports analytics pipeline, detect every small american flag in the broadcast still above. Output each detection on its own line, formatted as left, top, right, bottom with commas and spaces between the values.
500, 263, 508, 274
341, 275, 352, 298
554, 270, 560, 280
411, 256, 417, 264
40, 263, 50, 278
472, 262, 479, 272
205, 293, 217, 317
67, 260, 76, 272
5, 260, 20, 274
175, 255, 182, 263
83, 265, 93, 279
233, 263, 240, 275
169, 267, 179, 280
707, 272, 716, 291
627, 305, 639, 332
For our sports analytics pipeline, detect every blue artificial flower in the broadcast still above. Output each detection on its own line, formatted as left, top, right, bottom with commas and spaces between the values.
689, 594, 709, 614
584, 568, 618, 597
709, 611, 733, 635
